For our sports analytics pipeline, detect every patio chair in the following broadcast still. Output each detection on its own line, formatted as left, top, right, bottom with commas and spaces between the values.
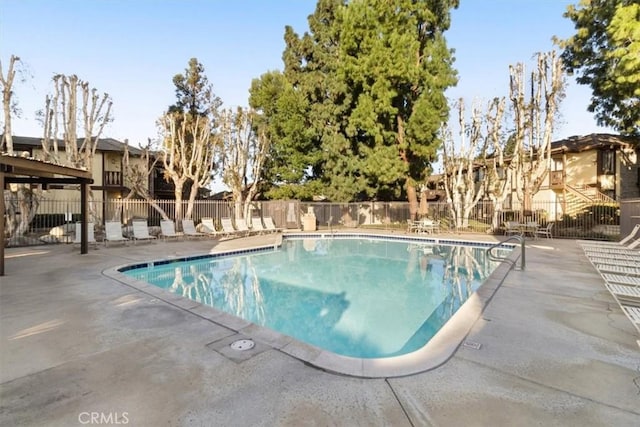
579, 224, 640, 248
160, 220, 181, 241
72, 222, 97, 247
503, 221, 521, 236
235, 218, 253, 236
250, 217, 267, 234
220, 217, 241, 237
583, 237, 640, 254
416, 219, 436, 234
427, 219, 440, 233
622, 306, 640, 330
200, 217, 219, 237
263, 217, 282, 233
605, 283, 640, 307
104, 221, 129, 246
132, 220, 157, 244
534, 222, 553, 239
407, 219, 420, 233
181, 219, 206, 238
593, 263, 640, 276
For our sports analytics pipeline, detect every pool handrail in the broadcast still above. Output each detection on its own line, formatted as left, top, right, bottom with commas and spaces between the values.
487, 235, 524, 270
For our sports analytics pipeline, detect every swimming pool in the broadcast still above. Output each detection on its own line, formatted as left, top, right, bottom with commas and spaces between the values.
117, 234, 514, 369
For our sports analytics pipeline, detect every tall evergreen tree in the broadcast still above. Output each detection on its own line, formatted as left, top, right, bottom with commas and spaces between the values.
282, 0, 359, 201
557, 0, 639, 136
249, 71, 319, 199
337, 0, 458, 211
170, 58, 218, 116
282, 0, 457, 205
256, 0, 458, 203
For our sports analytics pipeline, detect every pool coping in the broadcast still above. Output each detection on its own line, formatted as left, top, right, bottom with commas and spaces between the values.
103, 232, 521, 378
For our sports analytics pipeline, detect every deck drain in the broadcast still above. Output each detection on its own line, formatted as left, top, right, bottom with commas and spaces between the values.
462, 340, 482, 350
230, 339, 255, 351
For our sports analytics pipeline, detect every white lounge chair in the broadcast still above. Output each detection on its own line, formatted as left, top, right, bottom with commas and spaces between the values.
622, 306, 640, 330
235, 218, 253, 236
583, 238, 640, 252
181, 219, 206, 238
263, 217, 282, 233
580, 224, 640, 248
72, 222, 97, 247
594, 264, 640, 276
601, 273, 640, 286
250, 217, 267, 234
160, 220, 181, 241
588, 257, 640, 268
200, 217, 219, 237
605, 283, 640, 307
584, 239, 640, 254
104, 221, 129, 246
132, 220, 157, 244
220, 217, 240, 237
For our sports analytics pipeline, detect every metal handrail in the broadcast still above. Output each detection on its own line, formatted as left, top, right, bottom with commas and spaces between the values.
566, 184, 617, 204
487, 235, 525, 270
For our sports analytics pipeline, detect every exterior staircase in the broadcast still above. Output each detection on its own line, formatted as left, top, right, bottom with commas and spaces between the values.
556, 185, 618, 217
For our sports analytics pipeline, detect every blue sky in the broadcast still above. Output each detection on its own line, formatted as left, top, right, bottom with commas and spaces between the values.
1, 0, 612, 147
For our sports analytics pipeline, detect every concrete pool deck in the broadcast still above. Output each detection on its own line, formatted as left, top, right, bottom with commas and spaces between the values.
1, 231, 639, 426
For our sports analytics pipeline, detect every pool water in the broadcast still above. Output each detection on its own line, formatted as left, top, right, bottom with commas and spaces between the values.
121, 237, 509, 358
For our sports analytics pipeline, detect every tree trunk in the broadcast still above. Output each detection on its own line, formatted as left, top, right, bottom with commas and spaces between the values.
406, 181, 418, 220
185, 181, 199, 220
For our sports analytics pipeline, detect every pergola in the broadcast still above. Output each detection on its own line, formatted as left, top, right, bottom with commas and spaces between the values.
0, 154, 94, 276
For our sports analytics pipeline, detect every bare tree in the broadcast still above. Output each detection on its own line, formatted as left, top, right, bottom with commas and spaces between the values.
218, 107, 270, 222
441, 99, 488, 229
482, 97, 509, 231
0, 54, 22, 154
119, 140, 170, 221
1, 55, 44, 241
159, 112, 216, 222
508, 51, 565, 214
39, 74, 113, 224
441, 52, 562, 236
41, 74, 113, 170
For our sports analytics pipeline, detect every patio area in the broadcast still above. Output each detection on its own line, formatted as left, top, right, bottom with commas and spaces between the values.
0, 232, 638, 426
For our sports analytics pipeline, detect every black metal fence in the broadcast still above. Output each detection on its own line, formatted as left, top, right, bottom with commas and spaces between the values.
3, 196, 623, 247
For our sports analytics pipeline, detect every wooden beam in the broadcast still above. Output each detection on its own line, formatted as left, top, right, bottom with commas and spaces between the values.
0, 155, 92, 179
4, 176, 93, 185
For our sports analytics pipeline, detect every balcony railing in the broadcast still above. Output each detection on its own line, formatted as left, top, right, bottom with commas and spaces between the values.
103, 170, 123, 187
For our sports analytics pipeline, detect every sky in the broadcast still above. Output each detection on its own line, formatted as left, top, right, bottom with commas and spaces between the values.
1, 0, 614, 148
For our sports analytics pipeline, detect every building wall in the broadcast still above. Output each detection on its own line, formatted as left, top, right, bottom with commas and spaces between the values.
564, 150, 596, 187
619, 147, 640, 200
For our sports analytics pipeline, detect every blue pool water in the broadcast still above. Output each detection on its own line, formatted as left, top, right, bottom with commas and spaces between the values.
121, 236, 510, 359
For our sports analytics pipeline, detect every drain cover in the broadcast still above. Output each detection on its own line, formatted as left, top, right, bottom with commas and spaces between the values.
230, 339, 255, 351
462, 340, 482, 350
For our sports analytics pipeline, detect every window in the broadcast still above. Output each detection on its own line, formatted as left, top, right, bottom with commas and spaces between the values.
552, 157, 563, 171
599, 150, 615, 175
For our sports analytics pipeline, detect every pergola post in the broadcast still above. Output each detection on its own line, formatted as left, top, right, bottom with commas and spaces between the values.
0, 171, 5, 276
80, 181, 88, 254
